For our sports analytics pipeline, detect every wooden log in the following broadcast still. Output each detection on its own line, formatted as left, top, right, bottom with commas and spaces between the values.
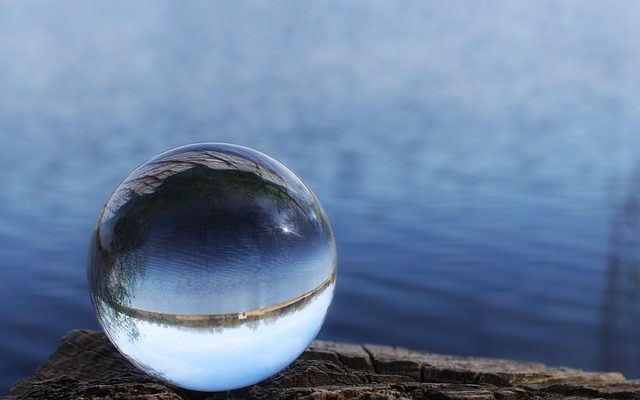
6, 330, 639, 399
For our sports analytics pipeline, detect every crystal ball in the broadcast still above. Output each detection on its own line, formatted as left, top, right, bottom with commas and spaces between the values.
87, 143, 337, 391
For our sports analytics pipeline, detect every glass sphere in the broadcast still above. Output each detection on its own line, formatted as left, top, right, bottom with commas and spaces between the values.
87, 143, 337, 391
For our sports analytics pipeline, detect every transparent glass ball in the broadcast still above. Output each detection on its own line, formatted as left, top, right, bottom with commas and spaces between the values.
87, 143, 337, 391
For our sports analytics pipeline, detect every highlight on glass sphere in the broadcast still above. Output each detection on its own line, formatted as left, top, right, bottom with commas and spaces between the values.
87, 143, 337, 391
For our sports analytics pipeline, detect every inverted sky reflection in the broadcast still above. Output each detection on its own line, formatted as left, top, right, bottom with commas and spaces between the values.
98, 281, 335, 391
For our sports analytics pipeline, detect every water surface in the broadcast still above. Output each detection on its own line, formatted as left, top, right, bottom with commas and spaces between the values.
2, 0, 640, 392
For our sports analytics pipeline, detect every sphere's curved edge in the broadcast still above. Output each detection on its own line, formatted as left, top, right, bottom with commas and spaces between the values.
88, 142, 338, 391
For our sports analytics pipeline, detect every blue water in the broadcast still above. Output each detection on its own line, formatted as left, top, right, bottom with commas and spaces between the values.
2, 0, 640, 393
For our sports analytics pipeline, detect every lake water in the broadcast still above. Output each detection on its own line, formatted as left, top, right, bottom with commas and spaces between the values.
2, 0, 640, 393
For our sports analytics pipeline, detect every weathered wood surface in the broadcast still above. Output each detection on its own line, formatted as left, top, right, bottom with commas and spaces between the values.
6, 330, 640, 399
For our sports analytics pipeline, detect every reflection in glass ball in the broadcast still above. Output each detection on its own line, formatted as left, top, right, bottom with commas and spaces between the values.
87, 143, 337, 391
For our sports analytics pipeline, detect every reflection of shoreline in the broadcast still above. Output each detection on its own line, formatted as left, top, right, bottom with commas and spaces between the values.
600, 165, 640, 375
104, 270, 336, 330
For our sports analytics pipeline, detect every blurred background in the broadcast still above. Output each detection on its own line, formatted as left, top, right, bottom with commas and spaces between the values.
2, 0, 640, 393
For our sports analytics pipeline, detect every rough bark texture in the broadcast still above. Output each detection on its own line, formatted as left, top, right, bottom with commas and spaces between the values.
6, 330, 640, 399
